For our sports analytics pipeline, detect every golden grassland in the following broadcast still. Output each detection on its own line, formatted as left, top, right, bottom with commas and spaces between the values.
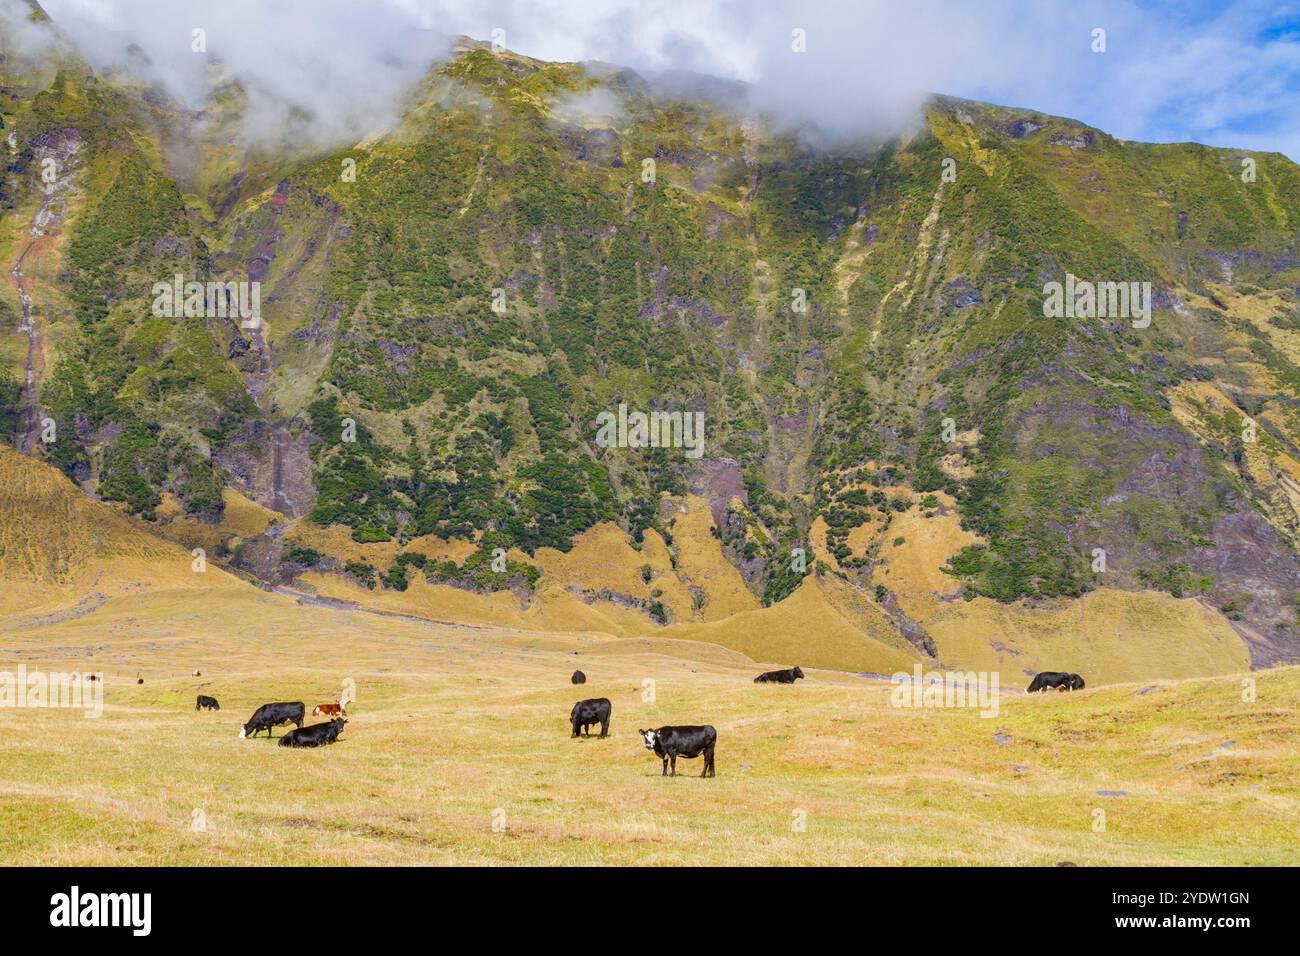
0, 442, 1258, 684
1, 583, 1296, 866
2, 446, 1295, 865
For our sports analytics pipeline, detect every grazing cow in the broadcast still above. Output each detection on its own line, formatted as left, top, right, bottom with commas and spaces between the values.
311, 702, 345, 718
571, 670, 586, 685
639, 726, 717, 777
569, 698, 611, 738
239, 701, 306, 739
754, 666, 805, 684
1027, 672, 1086, 693
279, 718, 346, 748
195, 695, 220, 711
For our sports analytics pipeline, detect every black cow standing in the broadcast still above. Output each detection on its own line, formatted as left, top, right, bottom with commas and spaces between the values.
754, 666, 804, 684
1026, 672, 1086, 693
639, 726, 717, 777
195, 695, 220, 711
239, 701, 306, 738
570, 698, 611, 738
279, 718, 346, 748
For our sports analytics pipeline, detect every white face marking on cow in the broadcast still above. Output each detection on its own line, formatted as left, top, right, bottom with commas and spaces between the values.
238, 726, 246, 739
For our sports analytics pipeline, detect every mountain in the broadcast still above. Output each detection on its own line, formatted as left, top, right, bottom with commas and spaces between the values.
3, 6, 1300, 679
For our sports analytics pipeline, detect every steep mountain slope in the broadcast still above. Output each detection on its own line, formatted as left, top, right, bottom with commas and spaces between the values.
3, 6, 1300, 675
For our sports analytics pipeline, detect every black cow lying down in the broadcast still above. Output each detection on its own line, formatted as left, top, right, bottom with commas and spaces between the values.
196, 695, 220, 711
640, 726, 716, 777
570, 698, 611, 738
1027, 672, 1086, 693
279, 718, 346, 748
755, 666, 804, 684
239, 701, 305, 738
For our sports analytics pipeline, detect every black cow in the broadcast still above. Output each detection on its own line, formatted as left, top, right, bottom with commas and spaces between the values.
196, 695, 220, 711
1027, 672, 1086, 693
279, 718, 346, 748
570, 698, 611, 738
639, 726, 716, 777
571, 670, 586, 685
239, 701, 305, 739
755, 666, 805, 684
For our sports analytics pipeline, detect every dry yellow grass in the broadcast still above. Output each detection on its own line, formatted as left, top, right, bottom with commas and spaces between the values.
917, 589, 1251, 686
154, 488, 282, 554
0, 448, 1295, 865
870, 497, 1251, 684
661, 495, 761, 620
1, 582, 1295, 866
658, 575, 919, 673
0, 446, 243, 616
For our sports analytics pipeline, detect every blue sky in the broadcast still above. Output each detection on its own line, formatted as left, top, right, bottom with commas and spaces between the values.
960, 1, 1300, 161
33, 0, 1300, 161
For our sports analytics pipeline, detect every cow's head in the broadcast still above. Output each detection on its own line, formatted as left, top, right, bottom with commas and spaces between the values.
639, 729, 658, 750
792, 666, 805, 680
1070, 674, 1086, 690
238, 724, 248, 739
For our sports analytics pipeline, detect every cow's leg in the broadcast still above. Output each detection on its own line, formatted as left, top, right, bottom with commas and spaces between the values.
704, 747, 714, 777
670, 754, 677, 776
662, 757, 668, 776
599, 719, 608, 739
571, 719, 579, 738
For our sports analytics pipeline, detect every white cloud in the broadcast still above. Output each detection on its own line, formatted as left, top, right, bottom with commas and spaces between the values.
18, 0, 1300, 160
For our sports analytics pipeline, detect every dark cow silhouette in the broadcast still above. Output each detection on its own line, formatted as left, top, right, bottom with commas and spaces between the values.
1027, 672, 1086, 693
639, 726, 717, 777
239, 701, 306, 739
570, 698, 611, 738
571, 670, 586, 685
279, 718, 346, 748
755, 666, 805, 684
195, 695, 220, 711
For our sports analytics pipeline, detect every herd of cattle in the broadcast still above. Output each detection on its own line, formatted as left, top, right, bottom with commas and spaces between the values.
191, 663, 1087, 772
